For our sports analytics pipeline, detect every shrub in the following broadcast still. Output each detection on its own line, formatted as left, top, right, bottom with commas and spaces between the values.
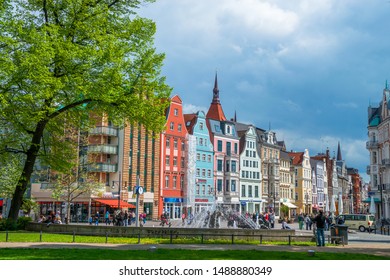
0, 217, 32, 231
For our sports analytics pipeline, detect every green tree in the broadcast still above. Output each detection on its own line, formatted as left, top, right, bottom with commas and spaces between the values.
0, 0, 171, 221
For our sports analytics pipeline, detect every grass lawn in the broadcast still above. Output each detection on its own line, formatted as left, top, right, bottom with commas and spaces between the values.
0, 248, 388, 260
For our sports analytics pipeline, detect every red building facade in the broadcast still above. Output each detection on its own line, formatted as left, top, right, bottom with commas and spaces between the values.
159, 95, 188, 219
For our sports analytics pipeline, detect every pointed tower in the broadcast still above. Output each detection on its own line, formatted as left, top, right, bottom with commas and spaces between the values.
337, 141, 342, 161
206, 73, 227, 121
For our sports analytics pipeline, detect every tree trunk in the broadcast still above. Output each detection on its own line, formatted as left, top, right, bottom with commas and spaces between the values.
8, 121, 47, 221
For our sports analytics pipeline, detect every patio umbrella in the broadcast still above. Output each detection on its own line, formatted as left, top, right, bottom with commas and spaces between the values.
338, 193, 343, 215
330, 195, 336, 214
369, 195, 376, 215
325, 195, 330, 214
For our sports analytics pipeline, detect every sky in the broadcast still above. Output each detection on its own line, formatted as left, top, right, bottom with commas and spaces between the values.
139, 0, 390, 183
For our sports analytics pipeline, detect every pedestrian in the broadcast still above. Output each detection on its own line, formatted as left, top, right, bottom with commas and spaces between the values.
95, 211, 100, 226
298, 213, 304, 230
181, 212, 186, 226
124, 210, 128, 226
313, 210, 326, 246
105, 210, 110, 225
269, 212, 275, 228
281, 217, 291, 229
305, 214, 312, 230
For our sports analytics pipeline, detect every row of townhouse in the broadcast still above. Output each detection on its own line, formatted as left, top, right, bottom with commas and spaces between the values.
18, 74, 362, 222
367, 83, 390, 221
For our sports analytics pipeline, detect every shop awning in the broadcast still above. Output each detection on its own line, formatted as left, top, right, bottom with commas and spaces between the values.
93, 198, 135, 208
282, 202, 297, 209
362, 197, 381, 203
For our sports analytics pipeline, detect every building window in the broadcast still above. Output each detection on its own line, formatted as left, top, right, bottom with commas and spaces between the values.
202, 185, 206, 195
225, 180, 230, 192
173, 176, 177, 189
226, 160, 230, 172
217, 159, 223, 171
197, 153, 200, 161
231, 180, 236, 192
199, 122, 204, 130
181, 141, 185, 151
199, 138, 203, 146
166, 138, 170, 148
178, 124, 182, 132
255, 186, 259, 197
174, 139, 178, 149
173, 156, 177, 166
196, 185, 200, 195
207, 170, 211, 177
234, 143, 238, 154
217, 179, 223, 192
174, 108, 178, 116
170, 122, 174, 130
207, 155, 212, 162
181, 157, 185, 168
165, 176, 169, 188
180, 175, 184, 189
248, 185, 252, 197
231, 160, 237, 172
196, 169, 200, 176
202, 154, 206, 161
217, 140, 223, 152
165, 156, 170, 166
226, 142, 231, 156
241, 185, 246, 197
202, 169, 206, 177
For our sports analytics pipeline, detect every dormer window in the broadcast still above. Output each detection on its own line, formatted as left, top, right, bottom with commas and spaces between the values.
226, 125, 231, 135
199, 122, 204, 130
174, 108, 178, 116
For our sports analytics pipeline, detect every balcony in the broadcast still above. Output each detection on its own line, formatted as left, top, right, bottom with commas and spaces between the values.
87, 144, 118, 154
366, 141, 379, 149
87, 163, 117, 173
89, 126, 118, 137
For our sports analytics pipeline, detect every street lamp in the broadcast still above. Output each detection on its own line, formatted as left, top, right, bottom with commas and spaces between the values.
305, 192, 309, 214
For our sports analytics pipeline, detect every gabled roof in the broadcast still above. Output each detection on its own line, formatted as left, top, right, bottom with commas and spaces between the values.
288, 151, 304, 165
184, 113, 197, 135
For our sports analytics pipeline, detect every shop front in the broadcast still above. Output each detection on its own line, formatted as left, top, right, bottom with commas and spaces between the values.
163, 198, 183, 219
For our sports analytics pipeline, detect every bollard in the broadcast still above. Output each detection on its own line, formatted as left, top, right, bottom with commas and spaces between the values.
260, 235, 263, 244
138, 233, 141, 244
72, 231, 75, 243
201, 234, 204, 244
40, 231, 42, 242
105, 232, 108, 244
288, 235, 291, 246
170, 232, 173, 244
231, 234, 234, 244
5, 230, 8, 242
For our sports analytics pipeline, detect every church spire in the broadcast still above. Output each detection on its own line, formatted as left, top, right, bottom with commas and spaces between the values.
337, 141, 342, 161
212, 72, 220, 104
206, 72, 227, 121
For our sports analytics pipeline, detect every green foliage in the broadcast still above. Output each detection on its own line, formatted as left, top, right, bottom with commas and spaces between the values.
0, 0, 171, 220
280, 205, 289, 217
0, 216, 32, 230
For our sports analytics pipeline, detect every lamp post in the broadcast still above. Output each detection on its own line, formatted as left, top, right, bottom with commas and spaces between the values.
112, 171, 127, 212
379, 169, 383, 221
305, 192, 309, 214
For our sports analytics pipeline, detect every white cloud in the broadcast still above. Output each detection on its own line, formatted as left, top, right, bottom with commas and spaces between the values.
182, 104, 208, 115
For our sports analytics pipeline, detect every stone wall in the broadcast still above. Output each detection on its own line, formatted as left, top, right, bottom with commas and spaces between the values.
26, 223, 313, 242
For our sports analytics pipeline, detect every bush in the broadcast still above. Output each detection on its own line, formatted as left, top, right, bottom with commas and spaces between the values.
0, 216, 32, 231
17, 216, 32, 230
